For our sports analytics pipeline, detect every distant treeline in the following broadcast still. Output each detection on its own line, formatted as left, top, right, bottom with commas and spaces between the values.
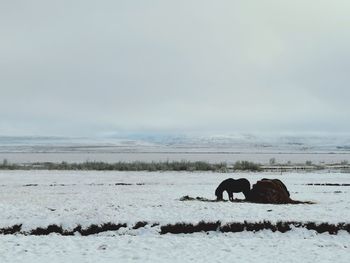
0, 160, 263, 172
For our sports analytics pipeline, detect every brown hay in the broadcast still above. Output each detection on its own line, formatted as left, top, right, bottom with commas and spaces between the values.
179, 195, 315, 204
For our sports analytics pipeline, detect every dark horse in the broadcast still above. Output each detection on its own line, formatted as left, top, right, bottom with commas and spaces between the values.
215, 178, 251, 201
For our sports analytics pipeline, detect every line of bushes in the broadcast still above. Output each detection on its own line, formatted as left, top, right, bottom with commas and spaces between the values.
0, 159, 266, 172
0, 160, 230, 172
233, 161, 262, 171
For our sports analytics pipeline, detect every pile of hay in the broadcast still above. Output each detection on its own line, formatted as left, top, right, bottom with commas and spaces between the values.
246, 179, 313, 204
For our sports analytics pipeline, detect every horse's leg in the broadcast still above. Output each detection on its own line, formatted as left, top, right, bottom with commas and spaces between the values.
229, 191, 233, 201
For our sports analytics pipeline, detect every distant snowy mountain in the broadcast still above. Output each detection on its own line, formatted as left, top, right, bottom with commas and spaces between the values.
0, 133, 350, 153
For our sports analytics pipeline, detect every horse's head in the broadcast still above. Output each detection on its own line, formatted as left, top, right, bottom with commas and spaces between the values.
241, 179, 251, 199
242, 189, 251, 199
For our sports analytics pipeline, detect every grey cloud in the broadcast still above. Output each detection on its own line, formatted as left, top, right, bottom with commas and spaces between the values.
1, 0, 350, 136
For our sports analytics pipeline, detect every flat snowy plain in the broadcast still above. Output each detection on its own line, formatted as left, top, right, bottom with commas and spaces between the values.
0, 170, 349, 262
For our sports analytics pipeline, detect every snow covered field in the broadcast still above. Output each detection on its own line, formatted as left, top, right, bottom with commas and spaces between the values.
1, 170, 349, 229
0, 170, 349, 262
1, 230, 349, 263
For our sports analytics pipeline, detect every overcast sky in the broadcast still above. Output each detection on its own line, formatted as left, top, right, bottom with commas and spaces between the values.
1, 0, 350, 136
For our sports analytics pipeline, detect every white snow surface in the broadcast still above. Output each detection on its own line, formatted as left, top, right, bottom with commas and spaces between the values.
0, 170, 349, 230
1, 230, 350, 263
1, 170, 350, 263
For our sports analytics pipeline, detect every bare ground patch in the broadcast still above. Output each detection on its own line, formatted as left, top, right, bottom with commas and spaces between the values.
1, 221, 349, 236
304, 183, 350, 186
